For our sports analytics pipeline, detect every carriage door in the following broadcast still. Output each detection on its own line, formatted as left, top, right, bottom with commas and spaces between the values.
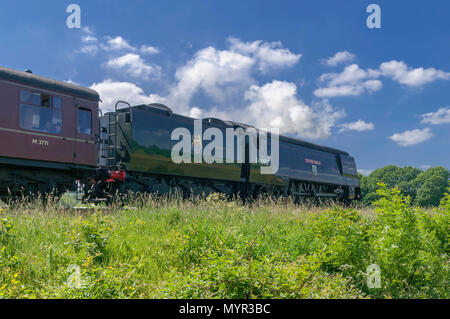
74, 102, 95, 166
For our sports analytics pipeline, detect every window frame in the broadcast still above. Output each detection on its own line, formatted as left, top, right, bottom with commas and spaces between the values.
77, 107, 93, 136
18, 89, 64, 136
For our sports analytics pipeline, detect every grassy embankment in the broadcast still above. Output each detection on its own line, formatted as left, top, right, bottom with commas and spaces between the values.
0, 185, 448, 299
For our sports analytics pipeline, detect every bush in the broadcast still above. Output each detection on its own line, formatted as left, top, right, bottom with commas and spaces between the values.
369, 184, 449, 298
0, 190, 448, 299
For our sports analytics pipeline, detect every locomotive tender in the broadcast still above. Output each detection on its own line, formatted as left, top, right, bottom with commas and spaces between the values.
0, 66, 360, 202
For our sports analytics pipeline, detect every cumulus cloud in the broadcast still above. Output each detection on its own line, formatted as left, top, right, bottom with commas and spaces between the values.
421, 106, 450, 125
82, 26, 94, 35
321, 51, 355, 66
140, 45, 160, 55
339, 120, 375, 133
77, 30, 162, 80
79, 27, 99, 55
315, 60, 450, 98
90, 39, 342, 139
167, 38, 302, 114
168, 46, 255, 113
101, 36, 136, 51
380, 60, 450, 87
389, 128, 433, 146
314, 64, 382, 97
188, 106, 203, 119
87, 37, 348, 139
90, 80, 165, 112
105, 53, 161, 79
81, 35, 98, 43
228, 37, 301, 73
77, 30, 160, 64
239, 81, 345, 139
79, 45, 98, 55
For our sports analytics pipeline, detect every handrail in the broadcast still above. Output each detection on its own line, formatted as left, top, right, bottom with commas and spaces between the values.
111, 101, 132, 168
115, 101, 131, 113
98, 108, 103, 166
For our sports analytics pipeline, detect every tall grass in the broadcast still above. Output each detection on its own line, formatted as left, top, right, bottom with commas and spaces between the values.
0, 185, 448, 299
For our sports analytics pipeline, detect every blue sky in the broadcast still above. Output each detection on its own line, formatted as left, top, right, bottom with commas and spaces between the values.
1, 0, 449, 174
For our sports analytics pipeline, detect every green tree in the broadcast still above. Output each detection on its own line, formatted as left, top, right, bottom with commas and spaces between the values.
360, 165, 449, 207
413, 167, 449, 207
360, 165, 421, 205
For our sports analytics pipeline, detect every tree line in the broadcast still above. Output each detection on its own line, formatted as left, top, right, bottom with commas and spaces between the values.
359, 165, 449, 207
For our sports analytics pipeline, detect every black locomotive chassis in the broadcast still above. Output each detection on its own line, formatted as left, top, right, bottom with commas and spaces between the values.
85, 168, 359, 204
0, 156, 359, 203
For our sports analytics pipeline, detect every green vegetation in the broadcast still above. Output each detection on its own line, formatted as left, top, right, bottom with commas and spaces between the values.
360, 165, 449, 207
0, 186, 448, 299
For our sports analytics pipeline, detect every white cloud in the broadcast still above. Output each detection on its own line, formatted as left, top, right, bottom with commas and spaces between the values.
228, 37, 301, 73
318, 64, 380, 86
79, 45, 98, 55
314, 81, 382, 98
314, 64, 382, 97
239, 81, 345, 139
169, 46, 255, 113
82, 36, 300, 116
339, 120, 375, 133
315, 60, 450, 98
167, 38, 302, 114
78, 30, 161, 61
389, 128, 433, 146
65, 79, 79, 85
89, 39, 343, 139
81, 35, 98, 43
421, 106, 450, 125
321, 51, 355, 66
101, 36, 137, 51
105, 53, 161, 79
189, 106, 203, 119
79, 27, 99, 55
82, 26, 94, 35
86, 37, 346, 139
140, 45, 160, 55
380, 60, 450, 87
90, 80, 165, 113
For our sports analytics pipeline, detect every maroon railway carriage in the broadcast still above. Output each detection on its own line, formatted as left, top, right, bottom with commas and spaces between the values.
0, 66, 100, 199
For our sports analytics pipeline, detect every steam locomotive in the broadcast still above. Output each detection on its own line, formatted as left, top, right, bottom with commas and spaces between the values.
0, 66, 360, 202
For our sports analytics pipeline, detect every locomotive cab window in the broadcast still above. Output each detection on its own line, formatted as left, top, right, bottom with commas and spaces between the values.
19, 90, 62, 135
78, 108, 92, 135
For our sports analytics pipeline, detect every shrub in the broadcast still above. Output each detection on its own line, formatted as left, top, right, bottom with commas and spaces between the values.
369, 184, 449, 298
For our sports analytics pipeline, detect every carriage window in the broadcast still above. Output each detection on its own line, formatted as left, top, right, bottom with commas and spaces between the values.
19, 90, 62, 135
53, 97, 62, 109
78, 109, 92, 135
